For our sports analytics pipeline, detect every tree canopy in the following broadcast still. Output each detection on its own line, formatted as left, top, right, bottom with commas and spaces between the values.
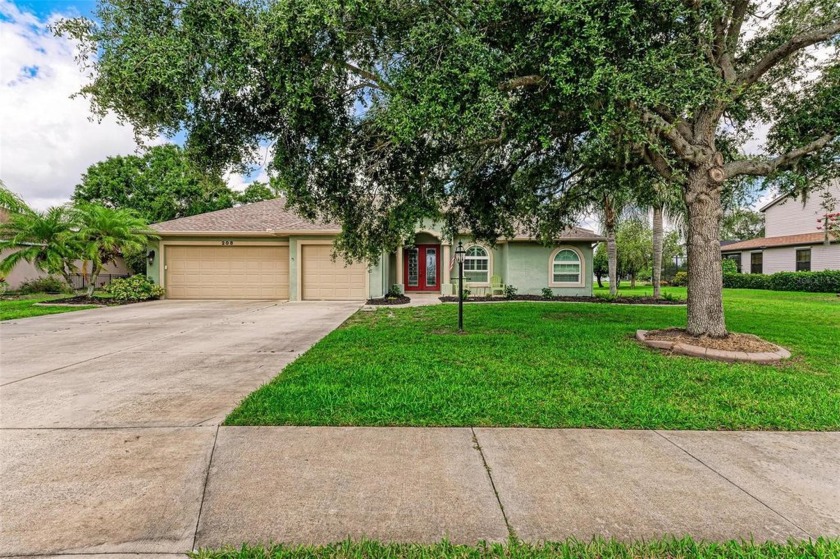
73, 144, 238, 223
58, 0, 840, 336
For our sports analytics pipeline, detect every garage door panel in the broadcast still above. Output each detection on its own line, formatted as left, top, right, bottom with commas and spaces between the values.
165, 245, 289, 300
301, 245, 366, 301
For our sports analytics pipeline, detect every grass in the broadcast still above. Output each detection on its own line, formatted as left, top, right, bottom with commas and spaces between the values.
192, 537, 840, 559
226, 288, 840, 430
0, 293, 97, 321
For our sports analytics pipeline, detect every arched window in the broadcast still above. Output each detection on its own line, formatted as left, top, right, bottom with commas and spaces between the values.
464, 246, 489, 283
551, 248, 582, 285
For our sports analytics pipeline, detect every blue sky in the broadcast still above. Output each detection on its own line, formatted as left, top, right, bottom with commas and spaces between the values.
11, 0, 95, 18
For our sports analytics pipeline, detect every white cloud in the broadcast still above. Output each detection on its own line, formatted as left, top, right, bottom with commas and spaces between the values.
0, 1, 143, 210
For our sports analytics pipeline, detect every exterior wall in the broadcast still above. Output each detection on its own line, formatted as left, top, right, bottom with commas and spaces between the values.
2, 248, 128, 290
501, 241, 594, 296
724, 244, 839, 274
764, 183, 840, 237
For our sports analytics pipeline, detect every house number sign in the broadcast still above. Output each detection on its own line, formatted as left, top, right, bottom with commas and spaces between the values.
221, 240, 234, 246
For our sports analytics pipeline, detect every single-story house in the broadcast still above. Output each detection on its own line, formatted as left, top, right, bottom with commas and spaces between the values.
146, 198, 605, 300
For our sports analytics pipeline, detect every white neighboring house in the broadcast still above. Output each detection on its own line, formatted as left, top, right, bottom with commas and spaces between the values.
721, 182, 839, 274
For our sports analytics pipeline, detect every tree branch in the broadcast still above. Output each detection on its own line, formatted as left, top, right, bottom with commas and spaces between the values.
724, 134, 835, 177
737, 21, 840, 89
642, 146, 686, 185
640, 109, 708, 165
498, 75, 544, 91
342, 62, 396, 94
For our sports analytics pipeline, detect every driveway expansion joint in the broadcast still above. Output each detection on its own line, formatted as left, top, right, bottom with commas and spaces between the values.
192, 425, 221, 552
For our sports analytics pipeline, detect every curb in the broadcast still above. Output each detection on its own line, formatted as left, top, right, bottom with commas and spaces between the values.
636, 330, 791, 363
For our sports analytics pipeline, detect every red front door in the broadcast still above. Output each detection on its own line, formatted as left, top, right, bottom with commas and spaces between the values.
404, 244, 441, 292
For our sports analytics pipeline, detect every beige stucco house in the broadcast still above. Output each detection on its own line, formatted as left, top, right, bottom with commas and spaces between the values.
721, 183, 839, 274
146, 198, 604, 300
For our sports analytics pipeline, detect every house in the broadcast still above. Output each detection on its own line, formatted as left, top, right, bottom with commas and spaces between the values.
721, 183, 839, 274
145, 198, 605, 300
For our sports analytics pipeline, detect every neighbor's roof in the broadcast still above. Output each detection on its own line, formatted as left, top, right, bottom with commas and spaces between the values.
720, 232, 830, 252
152, 197, 605, 241
152, 198, 340, 235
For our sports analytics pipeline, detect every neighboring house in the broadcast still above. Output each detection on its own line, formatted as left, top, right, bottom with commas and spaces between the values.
721, 183, 840, 274
146, 198, 605, 300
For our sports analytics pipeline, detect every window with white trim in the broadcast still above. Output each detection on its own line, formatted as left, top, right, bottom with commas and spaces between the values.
552, 249, 581, 284
463, 246, 489, 283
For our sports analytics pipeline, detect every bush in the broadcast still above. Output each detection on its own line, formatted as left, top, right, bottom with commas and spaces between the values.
671, 271, 688, 287
18, 276, 71, 294
503, 284, 518, 299
721, 258, 739, 273
385, 284, 403, 298
105, 275, 165, 301
541, 287, 554, 299
723, 270, 839, 292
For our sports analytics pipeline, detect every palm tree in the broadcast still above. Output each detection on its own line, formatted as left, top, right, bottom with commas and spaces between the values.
0, 206, 81, 287
635, 182, 685, 298
73, 204, 158, 296
0, 180, 30, 215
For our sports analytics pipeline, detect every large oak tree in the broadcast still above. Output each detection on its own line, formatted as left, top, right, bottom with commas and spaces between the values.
60, 0, 839, 336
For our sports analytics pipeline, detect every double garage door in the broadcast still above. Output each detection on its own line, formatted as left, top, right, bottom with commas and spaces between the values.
164, 244, 365, 300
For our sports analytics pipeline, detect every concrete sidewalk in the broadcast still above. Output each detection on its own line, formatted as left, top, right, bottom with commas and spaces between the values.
1, 426, 838, 556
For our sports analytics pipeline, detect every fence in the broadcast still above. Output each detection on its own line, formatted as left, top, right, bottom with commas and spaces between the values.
68, 274, 130, 291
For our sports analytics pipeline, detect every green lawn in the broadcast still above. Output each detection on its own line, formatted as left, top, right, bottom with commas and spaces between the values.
226, 288, 840, 430
193, 537, 840, 559
0, 294, 97, 321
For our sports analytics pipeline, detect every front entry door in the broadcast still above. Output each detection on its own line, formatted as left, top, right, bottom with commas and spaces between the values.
404, 244, 440, 292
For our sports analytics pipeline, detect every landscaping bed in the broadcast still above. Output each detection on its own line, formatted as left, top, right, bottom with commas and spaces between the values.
365, 295, 411, 305
35, 295, 135, 306
439, 294, 683, 304
643, 328, 778, 352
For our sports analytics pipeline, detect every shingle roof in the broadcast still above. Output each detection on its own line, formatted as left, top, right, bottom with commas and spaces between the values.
720, 232, 831, 251
152, 198, 340, 234
152, 197, 606, 241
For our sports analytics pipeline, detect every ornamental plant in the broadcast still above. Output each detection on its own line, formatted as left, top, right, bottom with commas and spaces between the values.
105, 275, 165, 302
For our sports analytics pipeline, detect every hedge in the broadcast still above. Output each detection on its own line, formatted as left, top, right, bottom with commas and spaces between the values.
723, 270, 840, 292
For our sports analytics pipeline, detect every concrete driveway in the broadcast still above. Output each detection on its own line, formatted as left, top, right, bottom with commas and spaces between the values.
0, 300, 360, 555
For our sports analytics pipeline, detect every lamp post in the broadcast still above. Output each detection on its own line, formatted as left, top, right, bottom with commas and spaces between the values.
455, 241, 466, 332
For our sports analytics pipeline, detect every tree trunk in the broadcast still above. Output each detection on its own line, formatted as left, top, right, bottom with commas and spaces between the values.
86, 264, 101, 297
652, 204, 664, 298
630, 273, 636, 288
605, 197, 618, 296
596, 273, 603, 288
684, 167, 727, 337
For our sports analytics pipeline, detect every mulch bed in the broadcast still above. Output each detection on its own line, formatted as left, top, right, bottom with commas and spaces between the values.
644, 328, 779, 353
365, 296, 412, 306
35, 296, 137, 307
438, 294, 684, 305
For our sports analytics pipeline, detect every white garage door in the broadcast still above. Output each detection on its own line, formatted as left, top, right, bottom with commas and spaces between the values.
165, 245, 289, 299
301, 244, 366, 300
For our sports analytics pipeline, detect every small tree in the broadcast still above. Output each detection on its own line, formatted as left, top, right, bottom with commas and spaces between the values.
72, 205, 158, 296
593, 243, 608, 288
616, 218, 653, 289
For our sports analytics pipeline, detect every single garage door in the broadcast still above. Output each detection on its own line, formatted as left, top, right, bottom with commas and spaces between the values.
165, 245, 289, 299
301, 244, 366, 300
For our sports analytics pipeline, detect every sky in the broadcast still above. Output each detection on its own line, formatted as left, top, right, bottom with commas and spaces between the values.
0, 0, 264, 210
1, 0, 777, 216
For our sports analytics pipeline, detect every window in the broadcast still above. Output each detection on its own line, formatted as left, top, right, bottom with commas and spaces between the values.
796, 248, 811, 272
723, 253, 741, 273
750, 252, 763, 274
463, 246, 489, 283
551, 249, 582, 284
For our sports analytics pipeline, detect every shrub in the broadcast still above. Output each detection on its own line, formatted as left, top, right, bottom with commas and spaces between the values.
503, 284, 518, 299
385, 284, 403, 298
105, 275, 165, 301
541, 287, 554, 299
671, 271, 688, 287
18, 276, 71, 294
722, 270, 839, 293
721, 258, 739, 273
